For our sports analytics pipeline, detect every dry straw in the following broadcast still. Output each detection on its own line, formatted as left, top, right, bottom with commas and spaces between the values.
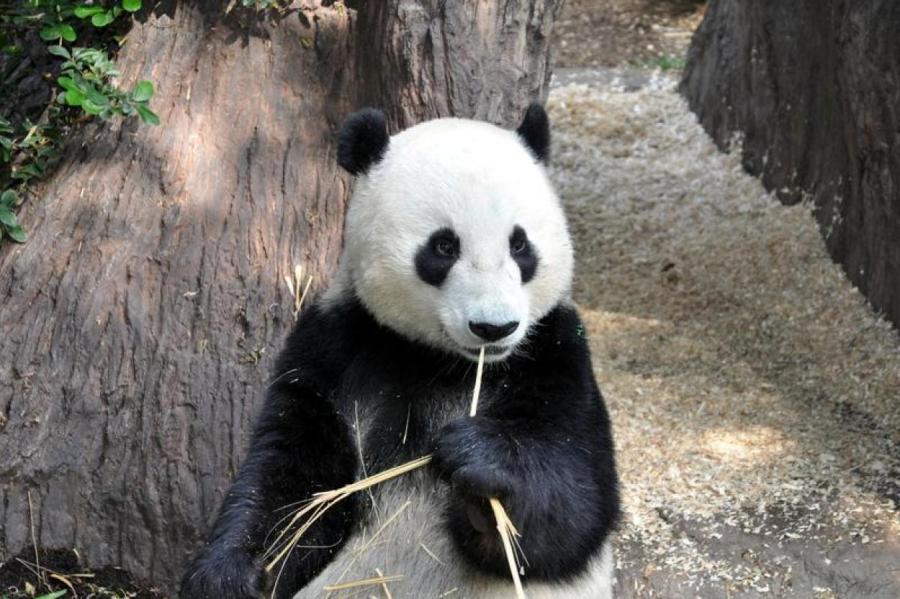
266, 347, 527, 598
322, 573, 404, 593
284, 264, 314, 321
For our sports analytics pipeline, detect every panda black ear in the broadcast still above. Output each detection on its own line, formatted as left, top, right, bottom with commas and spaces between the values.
516, 103, 550, 163
337, 108, 389, 175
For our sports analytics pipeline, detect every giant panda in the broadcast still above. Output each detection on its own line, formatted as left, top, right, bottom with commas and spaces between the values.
181, 104, 620, 599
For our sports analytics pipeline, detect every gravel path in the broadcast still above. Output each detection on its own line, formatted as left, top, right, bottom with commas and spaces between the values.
547, 73, 900, 598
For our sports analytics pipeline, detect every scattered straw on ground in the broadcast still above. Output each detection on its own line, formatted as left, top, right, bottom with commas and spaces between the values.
548, 75, 900, 595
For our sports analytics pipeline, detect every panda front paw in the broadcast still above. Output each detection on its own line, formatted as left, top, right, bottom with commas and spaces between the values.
431, 416, 519, 500
432, 416, 522, 534
432, 417, 523, 575
180, 548, 265, 599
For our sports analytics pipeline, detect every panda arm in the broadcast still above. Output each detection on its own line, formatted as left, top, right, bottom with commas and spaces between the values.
182, 303, 360, 599
434, 305, 619, 582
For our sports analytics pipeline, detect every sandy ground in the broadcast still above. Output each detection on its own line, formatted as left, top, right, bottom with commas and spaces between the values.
546, 74, 900, 597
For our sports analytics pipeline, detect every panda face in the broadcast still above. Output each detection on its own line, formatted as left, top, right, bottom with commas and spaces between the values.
410, 220, 537, 360
329, 109, 573, 363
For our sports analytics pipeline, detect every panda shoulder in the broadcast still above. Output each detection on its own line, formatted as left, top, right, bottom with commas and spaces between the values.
527, 302, 592, 362
272, 298, 369, 388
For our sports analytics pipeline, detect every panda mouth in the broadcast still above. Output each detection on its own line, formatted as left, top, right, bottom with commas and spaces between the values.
460, 344, 510, 358
441, 327, 514, 361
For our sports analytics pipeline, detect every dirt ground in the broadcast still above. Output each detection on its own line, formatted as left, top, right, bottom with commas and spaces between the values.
548, 75, 900, 597
0, 547, 164, 598
552, 2, 899, 597
555, 0, 705, 68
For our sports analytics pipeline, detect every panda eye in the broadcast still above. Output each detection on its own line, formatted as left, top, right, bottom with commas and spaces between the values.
510, 228, 530, 256
417, 228, 460, 286
510, 225, 537, 283
433, 237, 458, 258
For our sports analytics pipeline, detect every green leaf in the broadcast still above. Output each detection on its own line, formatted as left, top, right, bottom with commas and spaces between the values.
1, 190, 15, 207
57, 75, 78, 91
91, 11, 115, 27
36, 592, 68, 599
40, 25, 60, 41
0, 208, 16, 228
48, 45, 71, 59
59, 24, 77, 42
81, 98, 106, 115
13, 164, 41, 180
74, 5, 105, 18
136, 105, 159, 125
84, 85, 110, 107
132, 80, 154, 102
64, 88, 85, 106
6, 224, 27, 243
122, 0, 141, 12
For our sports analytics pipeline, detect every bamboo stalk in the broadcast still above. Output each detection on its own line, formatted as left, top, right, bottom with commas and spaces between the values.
469, 345, 486, 417
490, 497, 525, 599
264, 457, 432, 572
322, 574, 404, 592
472, 347, 525, 598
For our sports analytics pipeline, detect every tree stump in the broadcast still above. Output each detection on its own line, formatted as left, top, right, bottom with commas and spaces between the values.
680, 0, 900, 328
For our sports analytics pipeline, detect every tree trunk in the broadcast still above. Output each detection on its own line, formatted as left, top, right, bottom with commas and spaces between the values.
680, 0, 900, 328
0, 0, 562, 592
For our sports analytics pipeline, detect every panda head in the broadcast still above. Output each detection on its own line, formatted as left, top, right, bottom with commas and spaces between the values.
328, 104, 573, 363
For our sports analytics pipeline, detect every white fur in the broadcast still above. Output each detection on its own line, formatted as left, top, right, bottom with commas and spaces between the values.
324, 117, 574, 362
292, 471, 614, 599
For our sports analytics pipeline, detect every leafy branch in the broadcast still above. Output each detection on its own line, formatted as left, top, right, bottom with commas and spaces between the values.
53, 46, 157, 123
0, 0, 156, 244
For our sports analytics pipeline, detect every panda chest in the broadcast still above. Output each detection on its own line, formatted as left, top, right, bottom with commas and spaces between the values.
334, 368, 483, 472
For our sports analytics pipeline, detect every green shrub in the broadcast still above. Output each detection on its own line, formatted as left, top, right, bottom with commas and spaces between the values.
0, 0, 156, 244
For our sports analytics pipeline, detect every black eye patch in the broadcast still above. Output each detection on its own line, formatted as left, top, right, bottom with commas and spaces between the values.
510, 225, 538, 283
415, 228, 460, 287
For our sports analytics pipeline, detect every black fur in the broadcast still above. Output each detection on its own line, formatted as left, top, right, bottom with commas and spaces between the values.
432, 305, 618, 581
182, 299, 619, 597
337, 108, 389, 175
415, 227, 460, 287
181, 302, 365, 599
516, 103, 551, 163
510, 225, 538, 283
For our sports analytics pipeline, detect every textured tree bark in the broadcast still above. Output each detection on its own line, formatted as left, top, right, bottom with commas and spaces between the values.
680, 0, 900, 328
0, 0, 563, 592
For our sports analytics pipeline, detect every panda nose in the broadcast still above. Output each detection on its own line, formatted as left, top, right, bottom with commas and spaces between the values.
468, 321, 519, 342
